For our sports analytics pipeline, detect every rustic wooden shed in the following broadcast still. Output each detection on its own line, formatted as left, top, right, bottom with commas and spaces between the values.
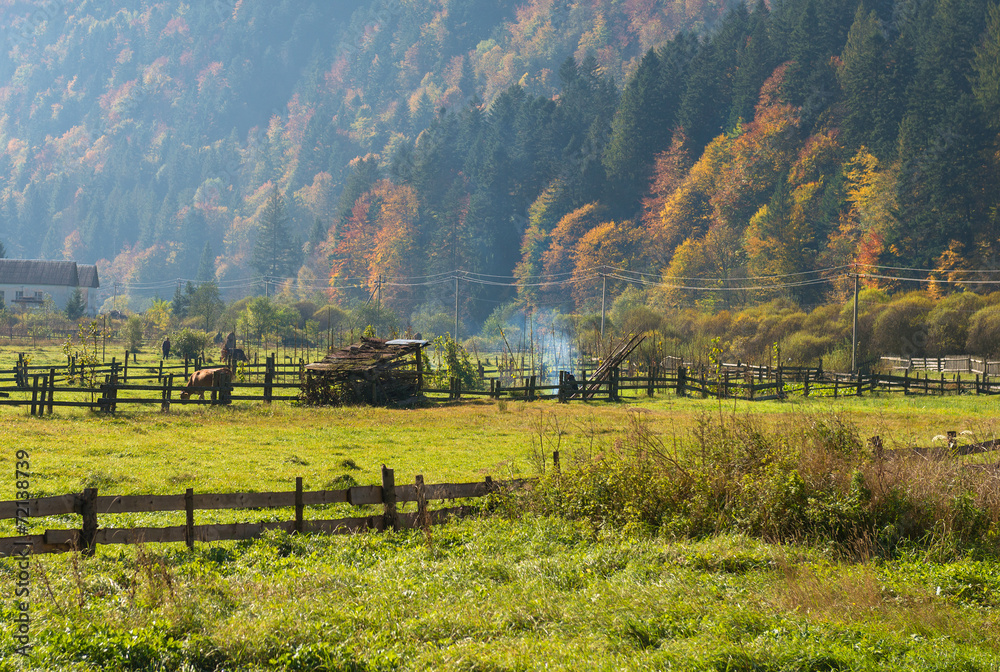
302, 338, 429, 406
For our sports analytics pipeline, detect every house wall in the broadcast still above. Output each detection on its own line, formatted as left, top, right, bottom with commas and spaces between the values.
0, 284, 96, 315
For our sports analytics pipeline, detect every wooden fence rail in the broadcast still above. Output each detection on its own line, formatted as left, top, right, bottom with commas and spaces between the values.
0, 466, 531, 557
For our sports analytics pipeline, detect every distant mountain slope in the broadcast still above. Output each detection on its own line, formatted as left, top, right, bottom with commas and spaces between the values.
0, 0, 734, 292
2, 0, 995, 325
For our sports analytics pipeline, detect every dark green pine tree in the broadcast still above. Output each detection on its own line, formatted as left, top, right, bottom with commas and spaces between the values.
65, 287, 86, 320
896, 0, 993, 263
172, 282, 193, 318
727, 0, 776, 130
251, 186, 300, 280
972, 2, 1000, 132
779, 0, 855, 123
839, 8, 899, 156
196, 242, 216, 282
602, 48, 669, 214
336, 156, 381, 228
678, 2, 750, 151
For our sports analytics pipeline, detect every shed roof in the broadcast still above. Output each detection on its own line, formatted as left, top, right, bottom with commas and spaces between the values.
0, 259, 100, 288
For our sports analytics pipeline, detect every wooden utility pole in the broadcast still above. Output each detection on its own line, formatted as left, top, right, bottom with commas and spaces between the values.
852, 273, 860, 373
600, 272, 607, 341
454, 274, 459, 342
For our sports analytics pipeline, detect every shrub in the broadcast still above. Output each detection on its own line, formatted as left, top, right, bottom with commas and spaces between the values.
926, 292, 984, 355
172, 328, 210, 360
966, 304, 1000, 357
869, 292, 933, 358
124, 315, 144, 352
782, 332, 833, 365
522, 411, 1000, 558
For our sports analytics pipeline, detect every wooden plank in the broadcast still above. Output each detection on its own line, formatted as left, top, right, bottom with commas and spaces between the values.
193, 491, 296, 510
0, 534, 74, 556
347, 485, 382, 506
394, 481, 492, 502
102, 526, 188, 545
196, 521, 294, 542
0, 494, 78, 520
301, 489, 350, 505
94, 494, 186, 514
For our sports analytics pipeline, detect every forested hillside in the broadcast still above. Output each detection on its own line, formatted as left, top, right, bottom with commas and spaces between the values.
0, 0, 998, 328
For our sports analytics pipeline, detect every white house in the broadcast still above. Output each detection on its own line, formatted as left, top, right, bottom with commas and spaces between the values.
0, 260, 101, 315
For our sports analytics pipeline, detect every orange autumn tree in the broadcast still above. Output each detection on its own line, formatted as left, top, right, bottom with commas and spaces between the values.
540, 202, 608, 304
826, 148, 900, 290
329, 180, 419, 314
711, 64, 801, 231
570, 219, 644, 310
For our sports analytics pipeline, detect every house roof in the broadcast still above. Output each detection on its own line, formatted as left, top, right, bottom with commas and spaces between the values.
77, 264, 100, 288
0, 260, 99, 288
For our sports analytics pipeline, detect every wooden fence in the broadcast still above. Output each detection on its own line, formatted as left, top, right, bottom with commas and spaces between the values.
0, 466, 529, 557
881, 356, 1000, 376
6, 354, 1000, 413
1, 352, 305, 413
423, 363, 1000, 402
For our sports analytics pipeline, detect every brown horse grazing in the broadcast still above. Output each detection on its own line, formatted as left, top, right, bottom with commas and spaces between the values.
221, 346, 249, 363
179, 367, 232, 400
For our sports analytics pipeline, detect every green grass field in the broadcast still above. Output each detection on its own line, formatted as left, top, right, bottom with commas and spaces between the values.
3, 354, 1000, 670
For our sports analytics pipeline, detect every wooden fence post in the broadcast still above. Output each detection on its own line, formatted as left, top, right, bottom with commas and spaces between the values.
415, 347, 423, 391
185, 488, 195, 550
123, 351, 129, 383
295, 477, 304, 534
415, 474, 429, 533
30, 374, 39, 416
264, 355, 274, 404
381, 465, 397, 532
80, 487, 98, 557
47, 368, 55, 415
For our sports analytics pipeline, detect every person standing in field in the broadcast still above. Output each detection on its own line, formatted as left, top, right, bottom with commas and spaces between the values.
162, 337, 171, 359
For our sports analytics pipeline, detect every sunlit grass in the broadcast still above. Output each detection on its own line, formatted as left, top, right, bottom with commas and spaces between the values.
1, 519, 998, 671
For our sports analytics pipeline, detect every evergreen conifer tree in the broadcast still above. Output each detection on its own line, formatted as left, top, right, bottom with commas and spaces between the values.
65, 287, 86, 320
251, 185, 300, 280
196, 242, 215, 282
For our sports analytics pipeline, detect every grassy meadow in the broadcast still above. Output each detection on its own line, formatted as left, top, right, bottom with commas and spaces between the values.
3, 344, 1000, 670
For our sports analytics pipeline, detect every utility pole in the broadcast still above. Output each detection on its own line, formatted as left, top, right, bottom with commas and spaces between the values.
852, 273, 860, 373
600, 271, 607, 341
454, 274, 459, 343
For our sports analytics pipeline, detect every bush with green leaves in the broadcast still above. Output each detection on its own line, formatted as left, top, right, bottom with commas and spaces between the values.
171, 328, 210, 360
526, 410, 1000, 557
124, 315, 144, 352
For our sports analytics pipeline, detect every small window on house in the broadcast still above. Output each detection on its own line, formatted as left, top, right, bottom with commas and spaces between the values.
15, 290, 23, 300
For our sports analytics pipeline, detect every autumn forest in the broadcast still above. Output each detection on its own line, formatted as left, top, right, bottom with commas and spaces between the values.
1, 0, 999, 359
